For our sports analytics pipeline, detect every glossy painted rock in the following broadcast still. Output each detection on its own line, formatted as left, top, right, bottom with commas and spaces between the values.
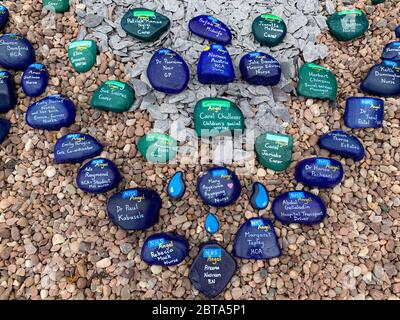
0, 34, 36, 71
167, 171, 185, 200
147, 48, 189, 94
272, 191, 327, 225
107, 188, 161, 230
0, 5, 9, 31
188, 15, 232, 45
121, 8, 170, 42
193, 98, 244, 137
197, 44, 235, 85
21, 63, 49, 97
255, 132, 293, 171
327, 9, 369, 41
142, 233, 189, 266
91, 80, 135, 112
54, 133, 103, 164
344, 97, 384, 128
252, 14, 287, 47
0, 71, 16, 113
189, 241, 237, 298
361, 61, 400, 97
239, 52, 281, 86
297, 63, 337, 100
395, 26, 400, 38
137, 133, 177, 163
76, 158, 121, 194
205, 213, 219, 235
43, 0, 70, 13
371, 0, 385, 4
382, 42, 400, 63
0, 118, 11, 144
26, 95, 75, 130
68, 40, 98, 73
233, 218, 281, 260
319, 130, 365, 161
250, 182, 269, 210
196, 167, 241, 207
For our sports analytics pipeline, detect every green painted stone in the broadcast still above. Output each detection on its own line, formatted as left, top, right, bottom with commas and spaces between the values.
91, 80, 135, 112
252, 14, 287, 47
121, 8, 170, 42
372, 0, 385, 4
138, 133, 178, 163
297, 63, 337, 101
327, 9, 369, 42
255, 132, 293, 171
43, 0, 70, 13
68, 40, 97, 73
193, 98, 244, 137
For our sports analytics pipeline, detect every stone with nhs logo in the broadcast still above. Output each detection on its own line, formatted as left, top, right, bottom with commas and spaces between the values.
344, 97, 384, 129
361, 61, 400, 97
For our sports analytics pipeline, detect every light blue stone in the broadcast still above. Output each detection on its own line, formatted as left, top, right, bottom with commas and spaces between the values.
167, 171, 186, 200
205, 213, 219, 235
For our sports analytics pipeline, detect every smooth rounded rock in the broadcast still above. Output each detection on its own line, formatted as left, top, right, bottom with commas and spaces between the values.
167, 171, 186, 200
361, 61, 400, 97
0, 71, 16, 113
344, 97, 384, 128
137, 133, 178, 163
0, 5, 9, 31
91, 80, 135, 112
250, 182, 269, 210
205, 213, 219, 235
252, 14, 287, 47
382, 41, 400, 63
43, 0, 70, 13
21, 63, 49, 97
68, 40, 98, 73
188, 15, 232, 45
0, 34, 36, 71
327, 9, 369, 41
239, 52, 281, 86
0, 118, 11, 144
395, 26, 400, 38
319, 130, 365, 161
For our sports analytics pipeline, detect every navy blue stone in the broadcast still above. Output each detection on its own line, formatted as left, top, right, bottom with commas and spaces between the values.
26, 95, 76, 130
107, 188, 161, 230
76, 158, 121, 194
382, 41, 400, 63
141, 233, 189, 266
147, 48, 189, 94
344, 97, 384, 129
205, 213, 219, 235
396, 26, 400, 38
188, 15, 232, 45
167, 171, 186, 200
233, 217, 281, 260
21, 63, 49, 97
319, 130, 365, 161
196, 167, 241, 207
0, 71, 16, 113
361, 60, 400, 97
197, 44, 235, 85
0, 118, 11, 144
54, 133, 103, 164
0, 34, 36, 71
272, 190, 327, 225
250, 182, 269, 210
189, 241, 237, 298
239, 52, 281, 86
0, 5, 9, 31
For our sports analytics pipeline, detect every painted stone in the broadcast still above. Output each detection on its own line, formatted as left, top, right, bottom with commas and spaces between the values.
205, 213, 219, 235
196, 167, 241, 208
0, 71, 16, 113
0, 5, 9, 31
382, 42, 400, 63
167, 171, 186, 200
0, 118, 11, 144
137, 133, 177, 163
239, 52, 281, 86
371, 0, 385, 4
252, 14, 287, 47
189, 241, 237, 298
147, 48, 189, 94
327, 9, 369, 42
197, 44, 235, 85
54, 133, 103, 164
68, 40, 98, 73
188, 15, 232, 45
250, 182, 269, 210
344, 97, 384, 128
21, 63, 49, 97
319, 130, 365, 161
91, 80, 135, 112
395, 26, 400, 38
0, 34, 35, 71
43, 0, 70, 13
141, 233, 189, 266
233, 217, 281, 260
361, 60, 400, 97
121, 8, 170, 42
272, 191, 327, 225
26, 95, 75, 130
193, 97, 244, 137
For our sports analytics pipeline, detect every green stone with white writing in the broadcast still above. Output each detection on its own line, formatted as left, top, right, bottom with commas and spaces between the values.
43, 0, 70, 13
193, 98, 245, 137
255, 132, 293, 171
297, 63, 338, 101
138, 133, 178, 163
252, 14, 287, 47
327, 9, 369, 42
91, 80, 135, 113
68, 40, 97, 73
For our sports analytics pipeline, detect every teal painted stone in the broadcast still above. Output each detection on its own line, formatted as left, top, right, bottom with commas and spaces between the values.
68, 40, 98, 73
252, 14, 287, 47
91, 80, 135, 112
137, 133, 178, 163
43, 0, 70, 13
327, 9, 369, 41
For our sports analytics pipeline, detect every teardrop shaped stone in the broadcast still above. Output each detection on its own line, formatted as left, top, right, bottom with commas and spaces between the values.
91, 80, 135, 112
21, 63, 49, 97
167, 171, 186, 200
344, 97, 384, 128
0, 118, 11, 144
188, 15, 232, 45
252, 14, 287, 47
250, 182, 269, 210
43, 0, 70, 13
0, 71, 16, 113
137, 133, 178, 163
361, 61, 400, 97
239, 52, 281, 86
205, 213, 219, 235
319, 130, 365, 161
68, 40, 98, 73
382, 42, 400, 63
0, 5, 9, 31
0, 34, 36, 71
327, 9, 369, 41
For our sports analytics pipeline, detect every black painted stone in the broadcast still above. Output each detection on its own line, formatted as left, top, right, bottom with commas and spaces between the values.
0, 5, 9, 31
21, 63, 49, 97
188, 15, 232, 45
382, 41, 400, 63
252, 14, 287, 47
239, 52, 281, 86
361, 60, 400, 97
319, 130, 365, 161
344, 97, 384, 128
0, 71, 16, 113
0, 118, 11, 144
0, 34, 35, 71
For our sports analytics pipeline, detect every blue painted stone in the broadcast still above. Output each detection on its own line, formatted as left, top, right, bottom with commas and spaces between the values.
189, 241, 237, 298
167, 171, 185, 200
197, 44, 235, 85
147, 48, 189, 94
107, 188, 161, 230
76, 158, 121, 194
0, 5, 9, 31
0, 118, 11, 144
382, 41, 400, 63
141, 233, 189, 266
205, 213, 219, 235
272, 190, 327, 225
54, 133, 103, 164
295, 157, 344, 188
319, 130, 365, 161
233, 217, 281, 260
361, 60, 400, 97
21, 63, 49, 97
250, 182, 269, 210
0, 34, 36, 71
196, 167, 241, 207
26, 95, 76, 130
239, 52, 281, 86
344, 97, 384, 129
188, 15, 232, 45
0, 71, 16, 113
396, 26, 400, 38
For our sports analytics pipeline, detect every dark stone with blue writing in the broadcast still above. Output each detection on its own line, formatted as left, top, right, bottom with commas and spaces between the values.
272, 191, 327, 225
361, 61, 400, 97
76, 158, 120, 194
141, 233, 189, 266
167, 171, 186, 200
240, 52, 281, 86
196, 167, 241, 207
396, 26, 400, 38
0, 5, 9, 31
107, 188, 161, 230
319, 130, 365, 161
21, 63, 49, 97
382, 41, 400, 63
344, 97, 384, 129
0, 34, 36, 71
189, 241, 237, 298
26, 95, 76, 130
0, 118, 11, 144
147, 48, 189, 94
233, 217, 281, 260
54, 133, 103, 164
250, 182, 269, 210
188, 15, 232, 45
0, 71, 16, 113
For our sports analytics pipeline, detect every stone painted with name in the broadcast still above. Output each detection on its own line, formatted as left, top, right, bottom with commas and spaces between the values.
188, 15, 232, 45
68, 40, 98, 73
137, 133, 177, 163
21, 63, 49, 97
0, 71, 16, 113
43, 0, 70, 13
327, 9, 369, 41
361, 60, 400, 97
0, 118, 11, 144
240, 52, 281, 86
91, 80, 135, 112
0, 34, 35, 71
252, 14, 287, 47
319, 130, 365, 161
382, 41, 400, 63
344, 97, 384, 128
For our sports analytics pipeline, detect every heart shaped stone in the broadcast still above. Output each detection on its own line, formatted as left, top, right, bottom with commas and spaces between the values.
0, 118, 11, 144
91, 80, 135, 112
21, 63, 49, 97
0, 5, 9, 31
361, 61, 400, 97
319, 130, 365, 161
188, 15, 232, 45
43, 0, 70, 13
239, 52, 281, 86
0, 34, 36, 71
0, 71, 16, 113
252, 14, 287, 47
68, 40, 98, 73
327, 9, 369, 41
137, 133, 178, 163
344, 97, 384, 129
